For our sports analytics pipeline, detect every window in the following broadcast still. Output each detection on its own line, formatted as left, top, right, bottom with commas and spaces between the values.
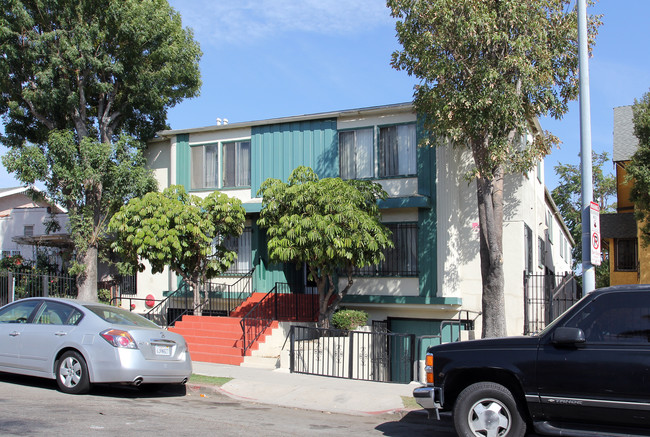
355, 223, 418, 276
339, 128, 373, 179
379, 124, 416, 177
34, 301, 82, 325
524, 225, 533, 273
2, 250, 20, 258
24, 225, 34, 237
566, 292, 650, 344
222, 228, 252, 274
0, 300, 40, 323
339, 123, 416, 180
222, 140, 251, 187
538, 237, 545, 268
191, 140, 251, 189
546, 210, 554, 244
615, 238, 638, 271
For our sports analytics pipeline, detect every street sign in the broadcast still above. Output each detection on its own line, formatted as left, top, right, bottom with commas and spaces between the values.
590, 201, 601, 266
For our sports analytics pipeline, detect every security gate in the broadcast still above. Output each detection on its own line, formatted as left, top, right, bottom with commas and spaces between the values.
524, 272, 581, 335
289, 325, 415, 383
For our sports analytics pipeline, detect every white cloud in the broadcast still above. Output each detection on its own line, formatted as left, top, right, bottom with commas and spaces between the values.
169, 0, 393, 46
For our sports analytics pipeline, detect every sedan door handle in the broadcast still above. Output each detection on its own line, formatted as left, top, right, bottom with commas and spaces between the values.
9, 331, 20, 337
54, 332, 67, 337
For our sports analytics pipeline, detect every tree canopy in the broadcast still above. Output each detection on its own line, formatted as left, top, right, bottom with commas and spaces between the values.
552, 151, 615, 287
628, 90, 650, 247
388, 0, 600, 337
0, 0, 202, 300
108, 185, 246, 314
257, 166, 393, 328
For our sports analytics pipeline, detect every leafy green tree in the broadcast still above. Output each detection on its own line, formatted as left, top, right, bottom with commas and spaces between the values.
108, 186, 246, 315
388, 0, 600, 337
628, 90, 650, 247
552, 152, 616, 287
257, 167, 393, 328
0, 0, 202, 300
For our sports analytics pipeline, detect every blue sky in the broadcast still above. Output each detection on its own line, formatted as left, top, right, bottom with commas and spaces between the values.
1, 0, 649, 191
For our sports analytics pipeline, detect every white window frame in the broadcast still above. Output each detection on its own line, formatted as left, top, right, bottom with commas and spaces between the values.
339, 122, 417, 180
191, 139, 251, 190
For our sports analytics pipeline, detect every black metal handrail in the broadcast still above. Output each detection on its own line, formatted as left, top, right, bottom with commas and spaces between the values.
240, 282, 319, 355
240, 284, 279, 356
141, 269, 254, 328
192, 271, 254, 318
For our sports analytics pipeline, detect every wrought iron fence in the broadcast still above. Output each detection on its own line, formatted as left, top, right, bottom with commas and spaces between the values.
289, 325, 415, 383
523, 272, 581, 335
0, 269, 76, 305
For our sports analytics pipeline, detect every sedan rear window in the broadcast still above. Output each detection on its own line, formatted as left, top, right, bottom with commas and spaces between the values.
84, 305, 159, 329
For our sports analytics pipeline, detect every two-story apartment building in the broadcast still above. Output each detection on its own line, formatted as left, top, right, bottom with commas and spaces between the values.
138, 103, 573, 339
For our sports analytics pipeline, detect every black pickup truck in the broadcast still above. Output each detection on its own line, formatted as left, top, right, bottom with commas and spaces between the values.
414, 284, 650, 437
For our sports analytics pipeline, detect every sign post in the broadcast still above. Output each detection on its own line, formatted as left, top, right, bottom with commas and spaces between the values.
590, 201, 601, 266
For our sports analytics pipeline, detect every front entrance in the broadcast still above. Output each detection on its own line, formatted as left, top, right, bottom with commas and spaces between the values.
523, 272, 581, 335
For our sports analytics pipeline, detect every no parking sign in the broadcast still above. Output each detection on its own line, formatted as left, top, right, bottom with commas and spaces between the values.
590, 202, 601, 266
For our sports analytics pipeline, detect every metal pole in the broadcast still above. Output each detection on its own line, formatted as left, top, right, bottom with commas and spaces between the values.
578, 0, 595, 294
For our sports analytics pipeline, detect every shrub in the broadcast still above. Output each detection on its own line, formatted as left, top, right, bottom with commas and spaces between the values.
331, 309, 368, 331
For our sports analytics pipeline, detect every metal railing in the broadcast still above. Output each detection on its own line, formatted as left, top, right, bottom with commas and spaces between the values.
1, 269, 76, 305
240, 282, 319, 355
524, 272, 580, 335
144, 271, 254, 328
289, 325, 415, 383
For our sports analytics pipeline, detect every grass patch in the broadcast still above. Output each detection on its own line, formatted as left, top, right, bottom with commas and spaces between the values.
189, 374, 232, 387
401, 395, 420, 410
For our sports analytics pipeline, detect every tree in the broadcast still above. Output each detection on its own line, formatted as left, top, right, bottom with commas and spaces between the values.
257, 167, 394, 328
388, 0, 600, 337
0, 0, 202, 301
108, 186, 246, 315
552, 152, 616, 287
627, 90, 650, 247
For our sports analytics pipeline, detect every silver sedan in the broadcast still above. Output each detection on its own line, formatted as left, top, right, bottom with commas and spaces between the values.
0, 297, 191, 394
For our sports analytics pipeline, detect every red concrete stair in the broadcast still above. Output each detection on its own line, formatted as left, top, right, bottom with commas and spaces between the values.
169, 314, 278, 365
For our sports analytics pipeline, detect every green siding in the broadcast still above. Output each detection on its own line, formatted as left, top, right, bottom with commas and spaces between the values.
417, 125, 437, 298
175, 134, 190, 189
251, 119, 338, 195
389, 318, 461, 360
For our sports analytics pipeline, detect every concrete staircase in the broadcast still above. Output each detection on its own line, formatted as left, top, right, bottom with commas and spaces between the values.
169, 292, 318, 366
169, 315, 279, 366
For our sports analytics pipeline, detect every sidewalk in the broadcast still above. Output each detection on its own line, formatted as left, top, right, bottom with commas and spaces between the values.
190, 361, 421, 416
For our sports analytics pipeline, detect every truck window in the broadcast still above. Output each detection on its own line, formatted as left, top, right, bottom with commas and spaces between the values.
565, 292, 650, 344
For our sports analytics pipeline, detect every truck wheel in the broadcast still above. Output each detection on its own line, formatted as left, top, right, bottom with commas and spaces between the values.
453, 382, 526, 437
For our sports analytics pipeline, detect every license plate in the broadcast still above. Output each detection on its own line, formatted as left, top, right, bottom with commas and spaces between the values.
154, 345, 171, 356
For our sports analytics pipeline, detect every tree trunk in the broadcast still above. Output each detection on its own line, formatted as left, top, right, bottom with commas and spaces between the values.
191, 278, 202, 317
317, 275, 331, 328
475, 171, 507, 338
76, 245, 98, 302
316, 273, 352, 328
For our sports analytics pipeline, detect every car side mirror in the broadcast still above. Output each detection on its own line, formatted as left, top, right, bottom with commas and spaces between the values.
552, 327, 586, 345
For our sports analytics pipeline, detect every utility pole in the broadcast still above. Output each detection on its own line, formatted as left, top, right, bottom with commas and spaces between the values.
578, 0, 595, 294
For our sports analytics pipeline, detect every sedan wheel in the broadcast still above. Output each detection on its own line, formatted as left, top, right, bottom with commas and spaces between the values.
56, 351, 90, 394
453, 382, 525, 437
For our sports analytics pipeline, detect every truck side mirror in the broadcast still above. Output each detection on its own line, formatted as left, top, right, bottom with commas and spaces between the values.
552, 327, 586, 345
